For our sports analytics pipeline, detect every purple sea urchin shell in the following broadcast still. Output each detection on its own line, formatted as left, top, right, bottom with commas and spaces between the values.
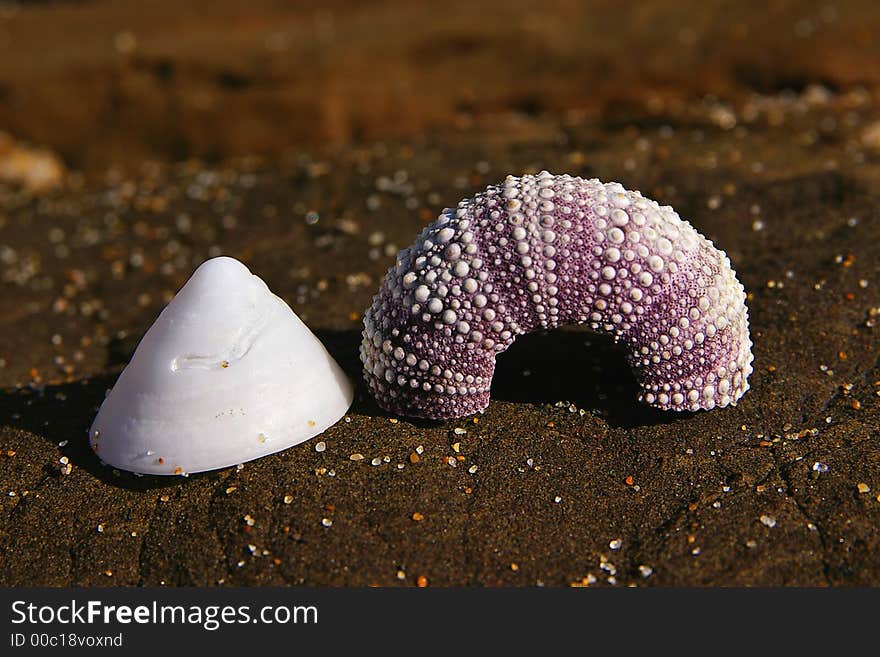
361, 172, 753, 420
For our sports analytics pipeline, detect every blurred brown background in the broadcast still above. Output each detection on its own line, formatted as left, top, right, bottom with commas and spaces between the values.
2, 0, 879, 170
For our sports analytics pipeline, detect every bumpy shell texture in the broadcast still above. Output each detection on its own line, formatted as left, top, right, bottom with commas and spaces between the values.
361, 172, 753, 420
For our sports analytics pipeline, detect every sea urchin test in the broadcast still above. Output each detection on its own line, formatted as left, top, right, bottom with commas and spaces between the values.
361, 172, 753, 420
90, 257, 353, 474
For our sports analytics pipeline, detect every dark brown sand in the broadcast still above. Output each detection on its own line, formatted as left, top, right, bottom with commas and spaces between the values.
1, 0, 879, 586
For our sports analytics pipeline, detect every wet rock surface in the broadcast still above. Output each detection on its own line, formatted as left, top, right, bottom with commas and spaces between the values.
0, 1, 879, 586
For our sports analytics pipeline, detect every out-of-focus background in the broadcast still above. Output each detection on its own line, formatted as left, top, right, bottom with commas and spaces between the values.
1, 1, 879, 587
2, 0, 880, 172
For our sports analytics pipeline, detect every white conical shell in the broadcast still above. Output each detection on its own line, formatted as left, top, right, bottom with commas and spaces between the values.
89, 256, 353, 475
